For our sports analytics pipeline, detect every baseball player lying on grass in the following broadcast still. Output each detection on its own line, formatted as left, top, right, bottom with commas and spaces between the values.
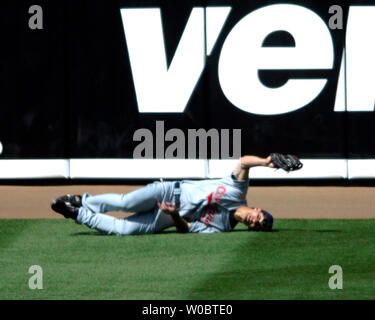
51, 154, 302, 235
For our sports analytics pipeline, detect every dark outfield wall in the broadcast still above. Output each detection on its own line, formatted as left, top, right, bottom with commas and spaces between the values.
0, 0, 374, 160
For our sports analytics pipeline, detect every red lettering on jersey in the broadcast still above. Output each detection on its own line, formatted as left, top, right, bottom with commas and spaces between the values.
207, 192, 213, 205
214, 186, 226, 203
201, 186, 227, 226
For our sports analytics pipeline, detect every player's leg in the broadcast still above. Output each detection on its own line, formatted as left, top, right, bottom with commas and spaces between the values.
233, 155, 274, 180
76, 206, 160, 235
81, 182, 166, 214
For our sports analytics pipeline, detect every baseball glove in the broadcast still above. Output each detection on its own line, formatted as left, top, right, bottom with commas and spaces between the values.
270, 153, 303, 172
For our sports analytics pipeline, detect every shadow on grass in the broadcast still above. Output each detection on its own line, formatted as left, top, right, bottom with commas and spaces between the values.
70, 229, 180, 236
230, 228, 341, 233
70, 231, 109, 236
272, 229, 342, 233
70, 228, 342, 237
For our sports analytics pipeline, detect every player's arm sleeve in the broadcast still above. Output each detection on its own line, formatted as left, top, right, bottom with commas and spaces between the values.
188, 221, 220, 234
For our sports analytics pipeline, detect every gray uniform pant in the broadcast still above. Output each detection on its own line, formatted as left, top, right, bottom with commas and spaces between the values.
76, 181, 176, 235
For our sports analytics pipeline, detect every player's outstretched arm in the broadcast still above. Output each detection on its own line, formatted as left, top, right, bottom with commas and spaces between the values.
233, 155, 274, 181
158, 201, 191, 233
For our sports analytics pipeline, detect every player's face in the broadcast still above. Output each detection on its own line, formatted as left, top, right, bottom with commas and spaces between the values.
244, 207, 264, 229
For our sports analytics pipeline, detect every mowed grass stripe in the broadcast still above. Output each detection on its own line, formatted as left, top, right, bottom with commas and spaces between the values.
0, 219, 40, 248
0, 220, 258, 299
0, 219, 374, 299
186, 219, 375, 300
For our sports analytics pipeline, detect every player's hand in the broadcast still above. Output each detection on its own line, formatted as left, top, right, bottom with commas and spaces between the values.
265, 155, 275, 168
158, 201, 178, 216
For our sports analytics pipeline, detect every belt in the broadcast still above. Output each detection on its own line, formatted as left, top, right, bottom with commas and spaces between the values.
173, 182, 181, 209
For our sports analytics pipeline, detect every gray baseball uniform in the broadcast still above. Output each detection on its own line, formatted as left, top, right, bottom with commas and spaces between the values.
179, 174, 248, 233
76, 174, 249, 235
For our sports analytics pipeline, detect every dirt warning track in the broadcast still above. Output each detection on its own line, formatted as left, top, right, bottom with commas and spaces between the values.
1, 185, 374, 219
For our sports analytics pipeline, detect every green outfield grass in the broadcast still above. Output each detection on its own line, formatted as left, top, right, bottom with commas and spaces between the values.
0, 219, 374, 300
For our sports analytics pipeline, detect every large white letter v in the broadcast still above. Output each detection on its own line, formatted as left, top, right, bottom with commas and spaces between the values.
121, 7, 230, 113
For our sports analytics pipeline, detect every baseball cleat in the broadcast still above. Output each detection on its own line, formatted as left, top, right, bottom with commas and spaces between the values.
55, 194, 82, 208
51, 199, 79, 220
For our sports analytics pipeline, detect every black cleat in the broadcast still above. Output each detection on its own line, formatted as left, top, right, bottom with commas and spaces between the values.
55, 194, 82, 208
51, 199, 79, 220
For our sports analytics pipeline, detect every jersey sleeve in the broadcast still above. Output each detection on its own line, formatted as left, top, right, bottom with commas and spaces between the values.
217, 174, 248, 204
188, 221, 220, 234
